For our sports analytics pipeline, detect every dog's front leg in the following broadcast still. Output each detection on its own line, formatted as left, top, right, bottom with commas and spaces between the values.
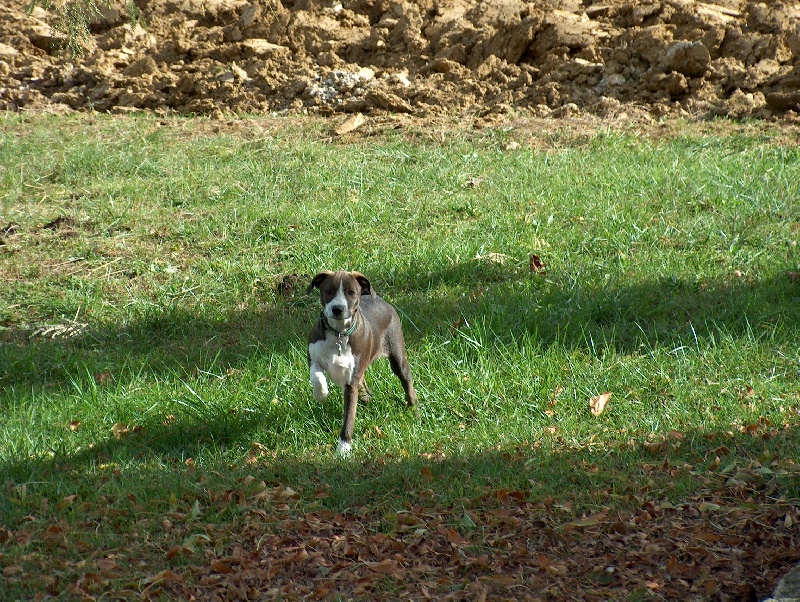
309, 361, 329, 402
336, 382, 359, 457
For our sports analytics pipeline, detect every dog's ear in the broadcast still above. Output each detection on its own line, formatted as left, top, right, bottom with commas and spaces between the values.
351, 272, 376, 297
307, 271, 333, 294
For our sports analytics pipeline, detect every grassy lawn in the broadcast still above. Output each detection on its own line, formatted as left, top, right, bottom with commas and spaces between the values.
1, 113, 799, 600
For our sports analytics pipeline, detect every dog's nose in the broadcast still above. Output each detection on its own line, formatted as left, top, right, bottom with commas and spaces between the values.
331, 305, 345, 317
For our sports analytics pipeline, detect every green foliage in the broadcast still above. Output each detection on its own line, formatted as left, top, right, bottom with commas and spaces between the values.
27, 0, 140, 56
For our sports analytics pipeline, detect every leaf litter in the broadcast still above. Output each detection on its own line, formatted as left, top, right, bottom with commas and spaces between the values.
3, 443, 799, 602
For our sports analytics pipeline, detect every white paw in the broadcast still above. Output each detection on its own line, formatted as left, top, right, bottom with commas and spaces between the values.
336, 439, 352, 457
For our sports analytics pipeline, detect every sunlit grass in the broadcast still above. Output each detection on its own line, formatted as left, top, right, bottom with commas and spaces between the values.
1, 114, 799, 531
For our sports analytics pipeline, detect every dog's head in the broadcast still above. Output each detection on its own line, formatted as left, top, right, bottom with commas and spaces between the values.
307, 270, 375, 327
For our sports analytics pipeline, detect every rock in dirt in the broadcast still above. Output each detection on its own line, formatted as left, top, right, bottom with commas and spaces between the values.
661, 41, 711, 77
334, 112, 365, 135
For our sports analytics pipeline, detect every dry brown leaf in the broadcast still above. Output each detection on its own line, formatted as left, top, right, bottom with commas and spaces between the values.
699, 502, 721, 513
210, 559, 233, 573
447, 528, 468, 547
589, 392, 612, 416
643, 437, 668, 453
481, 574, 517, 585
474, 251, 512, 264
95, 558, 120, 572
568, 513, 606, 528
93, 371, 113, 384
530, 254, 546, 274
496, 488, 510, 505
370, 559, 402, 574
274, 486, 300, 502
146, 569, 183, 586
3, 565, 24, 577
111, 423, 130, 439
667, 429, 685, 441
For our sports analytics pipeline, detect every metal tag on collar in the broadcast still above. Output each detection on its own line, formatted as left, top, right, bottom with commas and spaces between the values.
336, 332, 344, 355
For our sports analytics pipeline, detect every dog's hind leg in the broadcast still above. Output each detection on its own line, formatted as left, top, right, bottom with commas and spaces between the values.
358, 379, 372, 403
389, 352, 418, 414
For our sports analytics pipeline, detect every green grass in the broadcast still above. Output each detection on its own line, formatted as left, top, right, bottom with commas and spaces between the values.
1, 113, 799, 597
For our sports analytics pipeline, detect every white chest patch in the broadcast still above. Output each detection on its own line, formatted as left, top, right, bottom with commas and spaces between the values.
308, 331, 355, 390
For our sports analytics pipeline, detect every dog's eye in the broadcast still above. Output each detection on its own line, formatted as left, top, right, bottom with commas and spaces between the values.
347, 289, 356, 296
325, 288, 335, 295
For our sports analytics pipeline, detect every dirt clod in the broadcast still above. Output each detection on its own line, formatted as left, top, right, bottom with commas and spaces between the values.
1, 0, 799, 120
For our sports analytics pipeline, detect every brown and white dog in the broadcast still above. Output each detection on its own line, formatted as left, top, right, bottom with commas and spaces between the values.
307, 270, 417, 456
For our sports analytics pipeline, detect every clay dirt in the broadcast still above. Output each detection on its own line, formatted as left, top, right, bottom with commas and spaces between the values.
1, 0, 799, 122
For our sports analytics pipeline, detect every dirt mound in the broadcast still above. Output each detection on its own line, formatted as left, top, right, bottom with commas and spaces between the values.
1, 0, 799, 120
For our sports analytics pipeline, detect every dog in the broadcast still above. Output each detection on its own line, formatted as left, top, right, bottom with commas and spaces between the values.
307, 270, 418, 456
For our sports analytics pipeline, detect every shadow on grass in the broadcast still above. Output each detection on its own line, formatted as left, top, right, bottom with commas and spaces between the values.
392, 265, 800, 353
2, 414, 799, 520
2, 266, 797, 401
1, 266, 798, 500
0, 302, 309, 399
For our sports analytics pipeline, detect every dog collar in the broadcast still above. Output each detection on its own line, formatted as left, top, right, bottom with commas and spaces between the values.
322, 312, 358, 337
322, 313, 358, 355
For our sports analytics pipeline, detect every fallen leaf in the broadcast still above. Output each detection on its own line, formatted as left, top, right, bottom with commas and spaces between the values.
189, 499, 202, 520
643, 437, 668, 453
569, 513, 606, 528
474, 251, 512, 265
95, 558, 120, 573
496, 489, 510, 505
447, 528, 468, 547
370, 559, 403, 574
787, 271, 800, 284
111, 423, 130, 439
93, 371, 113, 384
530, 254, 546, 274
68, 420, 80, 432
274, 486, 300, 502
145, 569, 183, 586
589, 392, 612, 416
210, 559, 233, 574
56, 495, 77, 510
481, 574, 517, 585
3, 565, 24, 577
